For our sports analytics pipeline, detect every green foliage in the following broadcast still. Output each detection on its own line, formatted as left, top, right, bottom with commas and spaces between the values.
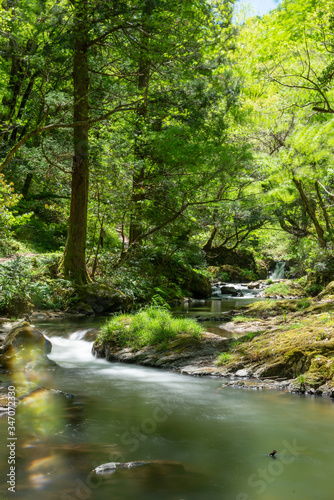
305, 283, 323, 297
0, 175, 32, 248
264, 283, 291, 296
96, 245, 210, 303
216, 352, 232, 365
0, 256, 77, 314
216, 270, 230, 282
231, 331, 262, 348
98, 307, 203, 348
3, 0, 333, 289
295, 298, 312, 310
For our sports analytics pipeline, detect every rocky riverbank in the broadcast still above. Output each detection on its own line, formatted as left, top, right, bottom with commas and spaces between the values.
93, 330, 232, 376
93, 283, 334, 397
3, 280, 334, 398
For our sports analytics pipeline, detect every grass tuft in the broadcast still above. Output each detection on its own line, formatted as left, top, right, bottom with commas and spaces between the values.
98, 307, 203, 348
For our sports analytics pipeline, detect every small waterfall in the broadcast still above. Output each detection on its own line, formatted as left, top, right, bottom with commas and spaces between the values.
270, 261, 285, 280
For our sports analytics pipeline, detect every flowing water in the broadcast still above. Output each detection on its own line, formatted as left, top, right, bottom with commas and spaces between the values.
269, 262, 286, 280
1, 311, 334, 500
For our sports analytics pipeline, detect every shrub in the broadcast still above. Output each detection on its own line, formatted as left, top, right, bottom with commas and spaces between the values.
305, 283, 323, 297
0, 256, 77, 314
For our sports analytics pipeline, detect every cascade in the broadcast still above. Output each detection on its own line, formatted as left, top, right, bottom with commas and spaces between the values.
270, 261, 285, 280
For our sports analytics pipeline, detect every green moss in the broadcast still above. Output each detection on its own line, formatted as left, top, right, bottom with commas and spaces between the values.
295, 298, 312, 310
263, 281, 305, 298
318, 281, 334, 299
168, 334, 201, 353
231, 331, 263, 348
232, 315, 259, 323
242, 299, 297, 316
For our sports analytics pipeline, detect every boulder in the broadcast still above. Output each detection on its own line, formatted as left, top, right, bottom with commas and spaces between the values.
213, 265, 253, 283
318, 281, 334, 299
234, 368, 252, 378
0, 322, 57, 370
220, 285, 242, 297
2, 296, 33, 317
204, 247, 257, 272
89, 459, 208, 495
247, 281, 266, 289
181, 271, 212, 299
74, 283, 131, 314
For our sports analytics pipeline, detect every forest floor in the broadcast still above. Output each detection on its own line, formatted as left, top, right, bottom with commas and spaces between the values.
0, 252, 40, 263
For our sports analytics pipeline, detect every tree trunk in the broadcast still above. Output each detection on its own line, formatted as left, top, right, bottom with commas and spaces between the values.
315, 180, 332, 237
128, 0, 153, 246
202, 226, 218, 252
292, 177, 327, 248
21, 172, 33, 199
60, 0, 90, 284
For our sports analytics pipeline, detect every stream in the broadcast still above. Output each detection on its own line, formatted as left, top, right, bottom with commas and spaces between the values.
0, 300, 334, 500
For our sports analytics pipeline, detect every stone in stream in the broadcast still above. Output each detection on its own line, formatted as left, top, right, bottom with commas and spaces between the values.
93, 461, 150, 475
234, 368, 252, 378
220, 285, 243, 297
247, 280, 266, 289
89, 459, 209, 494
0, 322, 57, 370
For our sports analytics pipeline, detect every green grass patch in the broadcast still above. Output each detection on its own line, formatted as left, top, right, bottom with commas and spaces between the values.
98, 307, 203, 348
264, 283, 291, 296
232, 315, 259, 323
263, 281, 305, 298
231, 331, 263, 348
216, 352, 233, 365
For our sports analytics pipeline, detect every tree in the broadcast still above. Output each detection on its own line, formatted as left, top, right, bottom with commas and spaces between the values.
231, 0, 334, 259
59, 0, 90, 283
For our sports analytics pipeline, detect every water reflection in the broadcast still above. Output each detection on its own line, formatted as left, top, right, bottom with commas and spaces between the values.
0, 314, 334, 499
172, 298, 261, 336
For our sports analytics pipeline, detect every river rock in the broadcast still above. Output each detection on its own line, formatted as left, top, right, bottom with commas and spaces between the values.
89, 459, 209, 495
93, 461, 149, 475
74, 283, 131, 314
93, 331, 232, 376
220, 286, 243, 297
247, 281, 266, 289
184, 272, 212, 299
0, 322, 57, 370
234, 368, 252, 378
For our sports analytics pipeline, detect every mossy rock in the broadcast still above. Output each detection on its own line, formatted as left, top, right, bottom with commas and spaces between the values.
214, 265, 256, 283
262, 280, 306, 298
317, 281, 334, 299
75, 283, 131, 314
167, 334, 202, 353
184, 271, 212, 299
0, 295, 34, 317
0, 322, 56, 370
204, 247, 257, 272
303, 355, 334, 387
255, 361, 294, 378
256, 260, 269, 280
239, 299, 298, 318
